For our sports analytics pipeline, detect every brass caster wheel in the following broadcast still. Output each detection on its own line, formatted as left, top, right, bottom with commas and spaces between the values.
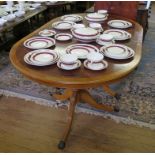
58, 140, 66, 150
114, 105, 120, 112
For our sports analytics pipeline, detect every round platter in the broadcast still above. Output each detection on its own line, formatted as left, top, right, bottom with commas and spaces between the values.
65, 44, 99, 59
108, 20, 132, 29
23, 37, 56, 49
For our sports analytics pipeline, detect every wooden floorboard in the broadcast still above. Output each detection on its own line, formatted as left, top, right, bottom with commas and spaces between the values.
0, 96, 155, 153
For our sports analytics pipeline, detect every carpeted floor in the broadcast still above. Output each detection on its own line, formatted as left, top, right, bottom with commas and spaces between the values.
0, 22, 155, 130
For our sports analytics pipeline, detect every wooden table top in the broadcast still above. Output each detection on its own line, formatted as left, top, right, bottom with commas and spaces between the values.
10, 13, 143, 89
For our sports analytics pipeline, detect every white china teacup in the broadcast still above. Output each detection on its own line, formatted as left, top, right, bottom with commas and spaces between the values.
60, 54, 78, 65
98, 10, 108, 14
87, 52, 104, 64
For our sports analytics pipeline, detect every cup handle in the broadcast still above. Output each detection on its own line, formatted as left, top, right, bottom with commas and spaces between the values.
112, 39, 115, 44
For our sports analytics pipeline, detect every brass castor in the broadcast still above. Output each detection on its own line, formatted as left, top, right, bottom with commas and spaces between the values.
58, 140, 66, 150
114, 105, 120, 112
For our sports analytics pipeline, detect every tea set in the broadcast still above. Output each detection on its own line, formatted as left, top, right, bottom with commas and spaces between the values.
23, 11, 134, 71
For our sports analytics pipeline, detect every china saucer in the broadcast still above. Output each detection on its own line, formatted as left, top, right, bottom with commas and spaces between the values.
57, 60, 81, 70
55, 33, 72, 41
96, 38, 115, 46
84, 60, 108, 71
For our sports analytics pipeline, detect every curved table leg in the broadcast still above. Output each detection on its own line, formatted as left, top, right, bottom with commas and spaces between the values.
52, 88, 73, 101
103, 84, 121, 101
58, 91, 78, 149
79, 89, 114, 112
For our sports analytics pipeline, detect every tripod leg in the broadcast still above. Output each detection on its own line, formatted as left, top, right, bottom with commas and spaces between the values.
58, 91, 78, 149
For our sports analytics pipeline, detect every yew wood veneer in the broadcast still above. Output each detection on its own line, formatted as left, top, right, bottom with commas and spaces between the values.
10, 13, 143, 149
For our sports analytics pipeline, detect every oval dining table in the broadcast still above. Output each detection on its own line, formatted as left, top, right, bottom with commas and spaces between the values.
10, 13, 143, 149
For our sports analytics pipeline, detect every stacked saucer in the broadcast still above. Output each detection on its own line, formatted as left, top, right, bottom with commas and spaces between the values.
96, 34, 115, 46
103, 29, 131, 41
39, 29, 56, 37
24, 49, 59, 66
61, 14, 83, 22
57, 54, 81, 70
84, 52, 108, 71
100, 44, 135, 60
71, 27, 100, 43
85, 13, 108, 23
55, 33, 72, 41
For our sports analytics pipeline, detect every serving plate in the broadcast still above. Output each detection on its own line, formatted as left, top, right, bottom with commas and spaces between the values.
108, 20, 132, 29
24, 49, 59, 66
24, 37, 55, 49
66, 44, 99, 59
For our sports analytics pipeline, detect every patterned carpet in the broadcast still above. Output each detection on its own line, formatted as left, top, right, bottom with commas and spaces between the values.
0, 23, 155, 129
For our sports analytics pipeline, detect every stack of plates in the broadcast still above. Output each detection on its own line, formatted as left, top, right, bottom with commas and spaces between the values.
65, 44, 99, 59
71, 27, 100, 43
100, 44, 135, 60
24, 49, 59, 66
103, 29, 131, 40
55, 33, 72, 41
52, 21, 75, 30
24, 37, 56, 49
61, 14, 83, 22
108, 20, 132, 29
85, 13, 108, 23
39, 29, 56, 37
